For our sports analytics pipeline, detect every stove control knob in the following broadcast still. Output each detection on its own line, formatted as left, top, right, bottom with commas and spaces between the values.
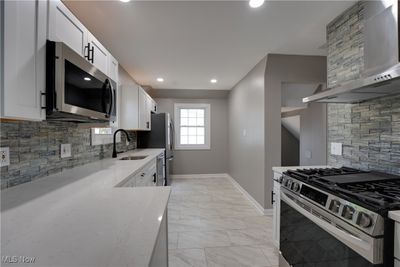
329, 200, 341, 214
291, 182, 300, 192
357, 212, 372, 228
284, 179, 291, 188
342, 205, 355, 220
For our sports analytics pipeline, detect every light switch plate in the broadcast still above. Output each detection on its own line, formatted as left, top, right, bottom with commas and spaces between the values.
60, 144, 72, 158
0, 147, 10, 167
331, 142, 342, 156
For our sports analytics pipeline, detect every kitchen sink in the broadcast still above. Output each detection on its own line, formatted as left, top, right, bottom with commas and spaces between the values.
119, 156, 148, 160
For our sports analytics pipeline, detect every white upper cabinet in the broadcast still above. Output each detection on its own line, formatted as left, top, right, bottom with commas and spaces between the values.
120, 85, 154, 131
87, 32, 110, 75
120, 85, 139, 130
138, 87, 152, 131
48, 0, 117, 78
2, 0, 47, 120
48, 0, 88, 56
108, 54, 119, 83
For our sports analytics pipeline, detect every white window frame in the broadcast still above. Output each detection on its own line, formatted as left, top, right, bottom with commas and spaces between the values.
174, 103, 211, 150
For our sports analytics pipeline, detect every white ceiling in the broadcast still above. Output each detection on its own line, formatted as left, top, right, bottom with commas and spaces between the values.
64, 0, 355, 90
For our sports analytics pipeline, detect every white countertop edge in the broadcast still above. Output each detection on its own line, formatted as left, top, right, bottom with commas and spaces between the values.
389, 210, 400, 223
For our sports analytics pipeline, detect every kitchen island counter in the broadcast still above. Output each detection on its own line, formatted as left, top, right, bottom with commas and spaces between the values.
1, 149, 169, 267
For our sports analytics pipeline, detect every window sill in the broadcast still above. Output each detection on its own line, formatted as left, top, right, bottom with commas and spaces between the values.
174, 146, 211, 151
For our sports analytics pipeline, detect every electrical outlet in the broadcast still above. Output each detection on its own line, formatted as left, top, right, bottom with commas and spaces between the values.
60, 144, 72, 158
331, 142, 342, 156
0, 147, 10, 167
305, 150, 312, 159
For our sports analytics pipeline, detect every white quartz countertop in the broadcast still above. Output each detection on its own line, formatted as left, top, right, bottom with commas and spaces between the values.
389, 210, 400, 223
1, 148, 170, 267
272, 165, 331, 175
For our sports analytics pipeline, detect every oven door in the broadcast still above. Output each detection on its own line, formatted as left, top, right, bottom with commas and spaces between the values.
55, 42, 114, 121
280, 188, 384, 267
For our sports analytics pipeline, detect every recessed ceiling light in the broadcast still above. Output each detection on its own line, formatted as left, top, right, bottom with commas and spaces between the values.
210, 79, 218, 84
84, 77, 91, 81
157, 77, 164, 82
120, 0, 131, 2
249, 0, 264, 8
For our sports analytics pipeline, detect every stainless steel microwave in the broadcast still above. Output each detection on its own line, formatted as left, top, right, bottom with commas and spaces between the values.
46, 40, 116, 122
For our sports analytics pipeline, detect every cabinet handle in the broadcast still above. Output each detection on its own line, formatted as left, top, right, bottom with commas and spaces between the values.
271, 191, 275, 205
40, 91, 46, 109
146, 122, 149, 129
85, 43, 94, 63
153, 173, 157, 184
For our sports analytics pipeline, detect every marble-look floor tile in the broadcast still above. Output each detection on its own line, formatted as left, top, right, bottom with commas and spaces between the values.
169, 249, 207, 267
169, 177, 277, 266
254, 244, 279, 266
205, 246, 271, 267
178, 230, 231, 249
227, 228, 271, 246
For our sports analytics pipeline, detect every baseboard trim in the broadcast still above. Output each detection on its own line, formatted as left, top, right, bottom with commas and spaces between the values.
171, 173, 228, 179
225, 174, 270, 216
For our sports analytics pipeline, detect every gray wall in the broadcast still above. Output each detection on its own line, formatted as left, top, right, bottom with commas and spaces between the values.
264, 54, 326, 209
155, 98, 229, 175
281, 125, 299, 166
228, 58, 266, 208
300, 103, 327, 166
328, 95, 400, 175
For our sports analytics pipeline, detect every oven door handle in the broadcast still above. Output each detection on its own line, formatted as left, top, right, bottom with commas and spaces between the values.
280, 190, 383, 264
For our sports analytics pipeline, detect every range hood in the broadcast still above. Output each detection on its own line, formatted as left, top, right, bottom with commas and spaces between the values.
303, 0, 400, 104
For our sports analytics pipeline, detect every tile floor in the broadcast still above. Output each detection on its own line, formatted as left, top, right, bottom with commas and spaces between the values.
168, 177, 279, 267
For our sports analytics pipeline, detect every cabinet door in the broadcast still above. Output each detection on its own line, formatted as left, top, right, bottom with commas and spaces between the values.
152, 99, 158, 113
87, 32, 110, 75
2, 0, 46, 120
138, 88, 151, 130
120, 85, 139, 130
48, 0, 88, 56
108, 54, 119, 83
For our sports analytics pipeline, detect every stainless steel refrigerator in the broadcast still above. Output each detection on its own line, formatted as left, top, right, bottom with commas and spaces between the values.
137, 113, 174, 185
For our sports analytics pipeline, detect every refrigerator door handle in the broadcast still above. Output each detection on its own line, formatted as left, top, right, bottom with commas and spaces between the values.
170, 122, 175, 150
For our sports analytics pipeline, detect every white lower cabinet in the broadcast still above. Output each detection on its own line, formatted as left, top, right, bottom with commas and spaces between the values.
272, 172, 282, 248
149, 209, 168, 267
119, 159, 157, 187
2, 0, 47, 120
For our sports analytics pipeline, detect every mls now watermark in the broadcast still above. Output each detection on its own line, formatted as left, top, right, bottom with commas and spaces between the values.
2, 256, 36, 264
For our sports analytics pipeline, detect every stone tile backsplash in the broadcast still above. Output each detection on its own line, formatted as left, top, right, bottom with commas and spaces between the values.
328, 94, 400, 175
327, 2, 365, 88
0, 121, 136, 189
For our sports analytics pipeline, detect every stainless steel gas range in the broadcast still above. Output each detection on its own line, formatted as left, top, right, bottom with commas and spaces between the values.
279, 167, 399, 267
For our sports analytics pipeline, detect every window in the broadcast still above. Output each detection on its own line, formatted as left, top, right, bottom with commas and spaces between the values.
174, 103, 210, 150
91, 128, 120, 145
